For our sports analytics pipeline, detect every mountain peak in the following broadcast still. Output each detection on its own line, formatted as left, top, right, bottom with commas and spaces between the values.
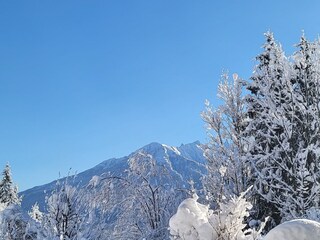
20, 140, 206, 212
141, 142, 163, 150
138, 141, 201, 152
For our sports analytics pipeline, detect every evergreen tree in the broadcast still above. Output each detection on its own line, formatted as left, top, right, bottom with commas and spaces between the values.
280, 35, 320, 220
244, 32, 292, 224
245, 33, 320, 223
0, 164, 20, 206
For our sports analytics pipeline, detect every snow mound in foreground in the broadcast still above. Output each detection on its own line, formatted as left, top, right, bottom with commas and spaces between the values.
169, 191, 258, 240
169, 195, 217, 240
264, 219, 320, 240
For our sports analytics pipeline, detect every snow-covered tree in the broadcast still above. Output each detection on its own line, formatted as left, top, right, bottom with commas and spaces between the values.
244, 31, 292, 224
24, 175, 111, 240
79, 175, 117, 239
0, 204, 34, 240
39, 178, 90, 240
103, 151, 183, 240
280, 35, 320, 220
245, 32, 320, 223
0, 164, 20, 206
0, 165, 35, 239
28, 203, 43, 223
202, 73, 249, 204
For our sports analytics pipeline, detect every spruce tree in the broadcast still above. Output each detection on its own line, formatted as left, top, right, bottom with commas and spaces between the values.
282, 35, 320, 220
244, 32, 291, 224
0, 164, 20, 206
246, 33, 320, 223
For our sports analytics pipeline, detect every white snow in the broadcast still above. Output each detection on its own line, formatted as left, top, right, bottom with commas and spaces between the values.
169, 195, 217, 240
89, 175, 100, 187
162, 144, 181, 156
169, 189, 264, 240
264, 219, 320, 240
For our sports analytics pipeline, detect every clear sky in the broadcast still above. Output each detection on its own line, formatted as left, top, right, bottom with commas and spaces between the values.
1, 0, 320, 191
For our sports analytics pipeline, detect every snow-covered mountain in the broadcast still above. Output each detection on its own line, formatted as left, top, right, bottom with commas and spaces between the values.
20, 141, 206, 212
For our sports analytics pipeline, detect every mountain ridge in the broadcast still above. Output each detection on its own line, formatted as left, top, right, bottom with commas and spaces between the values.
20, 141, 206, 212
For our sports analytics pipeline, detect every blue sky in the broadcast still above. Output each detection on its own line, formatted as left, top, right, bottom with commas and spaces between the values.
1, 0, 320, 190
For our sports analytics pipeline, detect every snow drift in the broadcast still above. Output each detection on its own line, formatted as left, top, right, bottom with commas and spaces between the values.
264, 219, 320, 240
169, 189, 265, 240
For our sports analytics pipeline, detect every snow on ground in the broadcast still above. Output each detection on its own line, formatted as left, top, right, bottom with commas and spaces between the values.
169, 195, 320, 240
169, 195, 217, 240
264, 219, 320, 240
169, 192, 259, 240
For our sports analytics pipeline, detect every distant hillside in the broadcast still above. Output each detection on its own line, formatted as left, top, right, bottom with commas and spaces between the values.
20, 141, 206, 212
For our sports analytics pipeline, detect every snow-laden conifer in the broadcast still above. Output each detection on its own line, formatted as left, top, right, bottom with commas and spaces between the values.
0, 164, 20, 206
244, 32, 292, 224
245, 32, 320, 222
